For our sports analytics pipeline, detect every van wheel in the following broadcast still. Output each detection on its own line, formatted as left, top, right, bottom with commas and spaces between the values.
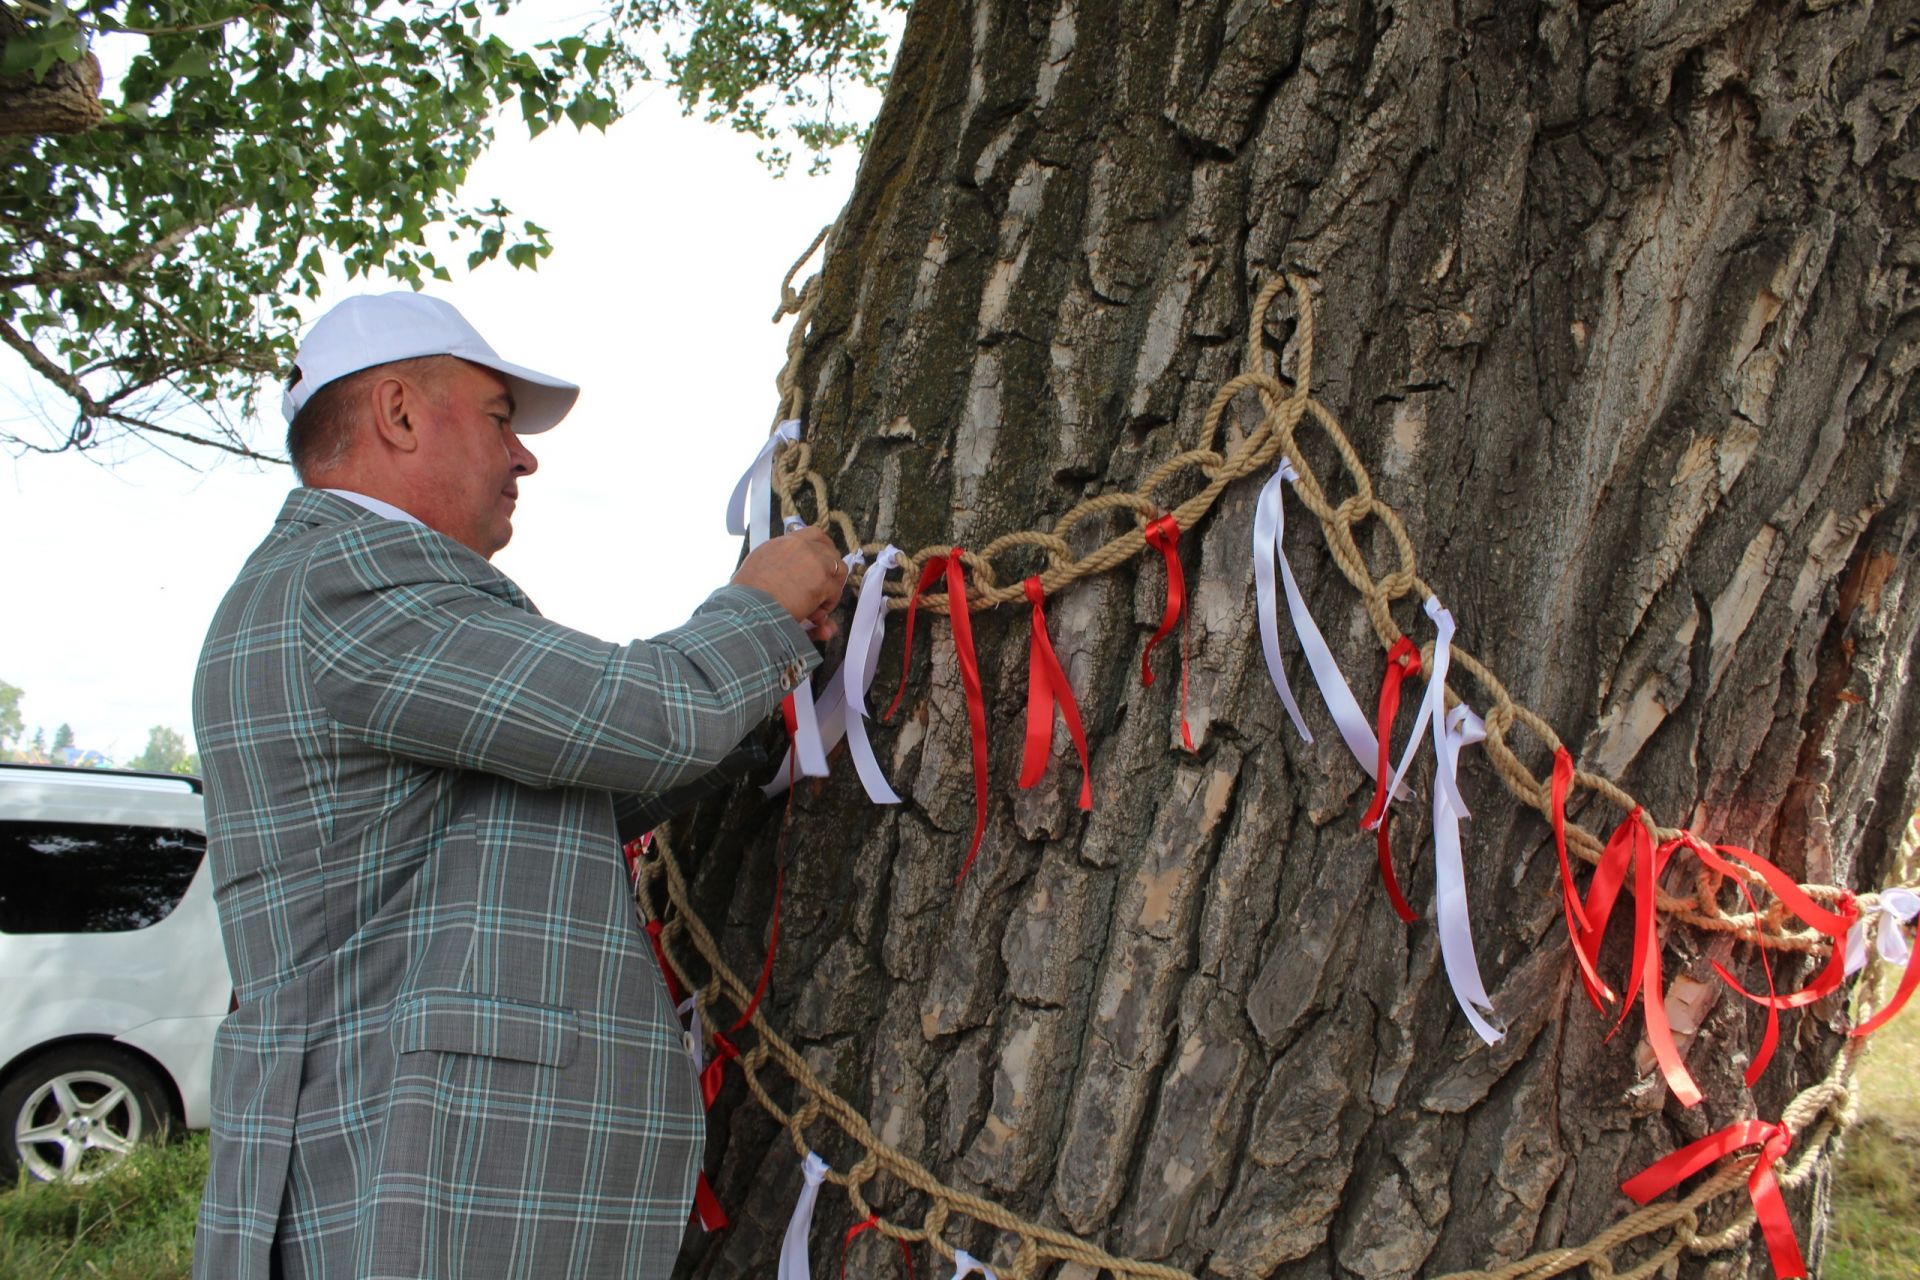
0, 1045, 173, 1184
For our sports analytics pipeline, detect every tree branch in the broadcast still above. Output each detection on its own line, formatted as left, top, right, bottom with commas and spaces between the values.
0, 200, 241, 290
8, 0, 267, 39
0, 313, 284, 462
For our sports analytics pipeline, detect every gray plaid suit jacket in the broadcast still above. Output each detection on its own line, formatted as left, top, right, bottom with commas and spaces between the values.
190, 489, 815, 1279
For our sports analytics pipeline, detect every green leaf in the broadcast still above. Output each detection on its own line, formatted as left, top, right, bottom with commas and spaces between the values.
0, 0, 892, 461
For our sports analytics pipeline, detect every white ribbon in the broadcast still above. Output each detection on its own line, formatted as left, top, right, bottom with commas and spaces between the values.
1433, 702, 1501, 1044
1259, 463, 1409, 799
726, 419, 803, 549
762, 681, 847, 798
844, 545, 905, 805
678, 996, 707, 1076
952, 1249, 1000, 1280
782, 518, 831, 780
776, 1151, 831, 1280
762, 544, 865, 797
1374, 596, 1457, 825
1252, 465, 1313, 743
1847, 887, 1920, 975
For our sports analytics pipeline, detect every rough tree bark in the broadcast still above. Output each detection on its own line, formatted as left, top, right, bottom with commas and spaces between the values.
672, 1, 1920, 1276
0, 9, 103, 138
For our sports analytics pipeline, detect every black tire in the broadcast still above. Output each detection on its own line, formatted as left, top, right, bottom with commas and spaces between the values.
0, 1044, 174, 1185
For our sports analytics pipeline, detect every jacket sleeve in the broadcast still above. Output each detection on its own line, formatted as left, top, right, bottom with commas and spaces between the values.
611, 740, 772, 840
301, 522, 818, 796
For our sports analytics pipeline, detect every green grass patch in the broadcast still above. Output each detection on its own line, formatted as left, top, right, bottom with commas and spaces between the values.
1829, 968, 1920, 1280
1828, 1118, 1920, 1280
0, 1132, 205, 1279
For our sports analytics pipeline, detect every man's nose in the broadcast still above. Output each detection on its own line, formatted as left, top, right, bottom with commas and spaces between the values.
506, 429, 538, 477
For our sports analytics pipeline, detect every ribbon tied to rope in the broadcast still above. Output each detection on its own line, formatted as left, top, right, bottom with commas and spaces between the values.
888, 548, 990, 882
1622, 1120, 1804, 1279
1020, 575, 1094, 810
726, 419, 803, 549
778, 1152, 831, 1280
1140, 514, 1195, 751
1361, 635, 1423, 923
1847, 886, 1920, 1038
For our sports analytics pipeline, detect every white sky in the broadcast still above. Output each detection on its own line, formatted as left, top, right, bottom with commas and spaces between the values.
0, 76, 864, 760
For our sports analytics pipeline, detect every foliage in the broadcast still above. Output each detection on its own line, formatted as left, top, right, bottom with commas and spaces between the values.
0, 1131, 205, 1279
126, 722, 196, 773
611, 0, 907, 173
0, 680, 21, 751
0, 0, 898, 464
1, 0, 636, 461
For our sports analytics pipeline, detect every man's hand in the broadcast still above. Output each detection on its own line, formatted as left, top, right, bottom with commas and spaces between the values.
732, 526, 849, 642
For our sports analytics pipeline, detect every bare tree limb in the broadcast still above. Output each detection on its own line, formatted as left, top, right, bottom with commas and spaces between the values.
0, 313, 285, 462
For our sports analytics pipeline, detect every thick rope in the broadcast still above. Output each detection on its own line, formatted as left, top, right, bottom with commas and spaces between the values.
770, 264, 1906, 954
637, 834, 1191, 1280
652, 237, 1920, 1277
639, 814, 1912, 1280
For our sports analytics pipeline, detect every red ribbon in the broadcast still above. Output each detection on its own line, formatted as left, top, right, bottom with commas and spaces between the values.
885, 550, 990, 882
1664, 836, 1862, 1067
884, 556, 950, 722
1140, 515, 1194, 752
840, 1214, 914, 1279
780, 694, 800, 785
1550, 750, 1609, 1012
1631, 833, 1702, 1106
728, 861, 785, 1033
699, 1031, 739, 1110
1622, 1120, 1804, 1279
1573, 810, 1644, 1007
1019, 576, 1093, 811
1569, 811, 1702, 1104
691, 1170, 730, 1232
1359, 637, 1421, 923
644, 919, 685, 1006
622, 834, 650, 884
1582, 817, 1704, 1105
1694, 843, 1856, 1010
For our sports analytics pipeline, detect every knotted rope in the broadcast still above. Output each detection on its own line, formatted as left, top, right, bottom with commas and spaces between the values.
769, 253, 1905, 952
638, 815, 1912, 1280
641, 231, 1918, 1278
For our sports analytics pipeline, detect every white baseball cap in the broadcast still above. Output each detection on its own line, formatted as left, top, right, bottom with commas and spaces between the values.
281, 292, 579, 433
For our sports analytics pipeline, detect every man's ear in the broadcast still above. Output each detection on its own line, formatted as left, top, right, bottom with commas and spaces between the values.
370, 374, 420, 454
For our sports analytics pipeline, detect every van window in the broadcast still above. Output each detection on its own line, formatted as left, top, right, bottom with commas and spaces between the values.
0, 821, 206, 934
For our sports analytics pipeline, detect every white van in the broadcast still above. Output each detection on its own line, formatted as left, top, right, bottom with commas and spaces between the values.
0, 763, 231, 1183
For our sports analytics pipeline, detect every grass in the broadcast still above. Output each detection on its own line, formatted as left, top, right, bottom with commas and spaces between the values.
0, 1132, 205, 1279
0, 987, 1914, 1279
1828, 969, 1920, 1280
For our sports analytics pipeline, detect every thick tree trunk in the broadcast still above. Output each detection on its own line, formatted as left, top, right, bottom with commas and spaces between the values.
0, 10, 103, 138
672, 1, 1920, 1276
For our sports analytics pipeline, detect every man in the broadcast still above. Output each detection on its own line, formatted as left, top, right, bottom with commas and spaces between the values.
192, 292, 845, 1279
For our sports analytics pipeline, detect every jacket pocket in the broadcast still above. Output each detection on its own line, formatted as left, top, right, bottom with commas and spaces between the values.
391, 990, 579, 1068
